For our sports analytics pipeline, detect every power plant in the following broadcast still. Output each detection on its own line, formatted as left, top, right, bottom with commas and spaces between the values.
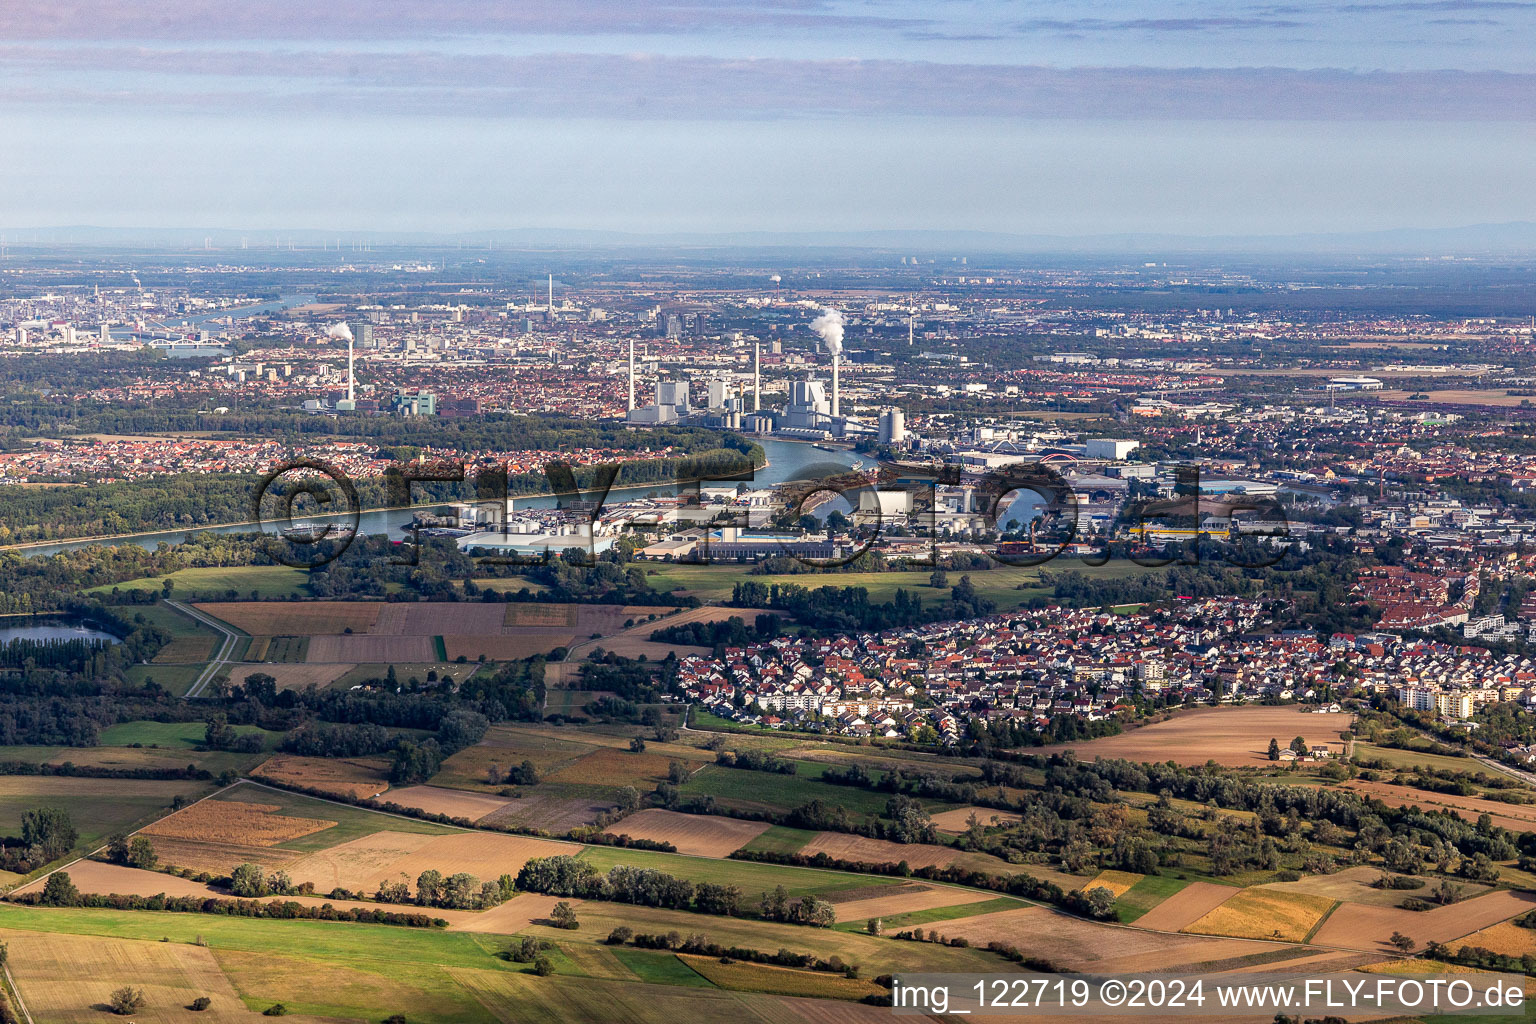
622, 306, 904, 444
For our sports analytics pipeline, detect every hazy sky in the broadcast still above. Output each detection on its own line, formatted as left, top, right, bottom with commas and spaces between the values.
2, 0, 1534, 237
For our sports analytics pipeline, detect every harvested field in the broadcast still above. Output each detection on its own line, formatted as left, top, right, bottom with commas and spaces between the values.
142, 799, 336, 846
446, 893, 572, 934
250, 754, 389, 800
241, 662, 354, 691
306, 634, 436, 662
448, 967, 755, 1024
442, 635, 570, 661
679, 954, 884, 1000
3, 927, 309, 1024
798, 832, 1020, 875
152, 636, 216, 663
1340, 779, 1536, 833
376, 602, 509, 635
383, 784, 514, 822
931, 905, 1286, 973
477, 793, 612, 833
929, 806, 1024, 833
1259, 865, 1492, 908
1130, 881, 1240, 932
1184, 887, 1335, 943
281, 830, 441, 892
285, 829, 573, 893
605, 809, 770, 857
194, 601, 381, 635
382, 831, 577, 889
1085, 870, 1144, 898
1309, 889, 1536, 952
13, 860, 223, 899
131, 836, 307, 876
544, 747, 705, 788
1456, 920, 1536, 958
1033, 705, 1352, 766
828, 884, 996, 923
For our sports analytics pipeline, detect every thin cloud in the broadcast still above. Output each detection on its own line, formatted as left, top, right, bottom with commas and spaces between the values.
0, 49, 1531, 120
0, 0, 922, 40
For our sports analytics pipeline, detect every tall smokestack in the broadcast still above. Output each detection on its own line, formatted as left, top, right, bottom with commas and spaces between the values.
347, 339, 355, 402
548, 274, 553, 312
832, 352, 840, 418
753, 341, 761, 412
808, 307, 845, 420
628, 338, 636, 411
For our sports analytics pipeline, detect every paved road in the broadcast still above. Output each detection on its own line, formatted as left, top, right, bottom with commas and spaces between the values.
168, 599, 240, 698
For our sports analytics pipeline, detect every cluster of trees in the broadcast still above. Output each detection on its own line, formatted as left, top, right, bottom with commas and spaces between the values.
514, 856, 757, 920
104, 834, 158, 870
25, 871, 445, 927
757, 885, 835, 927
714, 749, 795, 774
650, 614, 780, 649
0, 806, 81, 871
375, 868, 511, 910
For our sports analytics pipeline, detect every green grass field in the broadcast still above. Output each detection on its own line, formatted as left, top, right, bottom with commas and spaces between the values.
609, 949, 715, 987
88, 565, 314, 600
99, 719, 286, 751
677, 763, 905, 817
1353, 741, 1482, 775
574, 845, 902, 901
738, 825, 817, 856
0, 776, 212, 849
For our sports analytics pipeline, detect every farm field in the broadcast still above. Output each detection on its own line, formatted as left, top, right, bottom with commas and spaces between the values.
797, 831, 1023, 875
1084, 869, 1143, 897
739, 826, 817, 856
1112, 875, 1190, 923
1259, 865, 1493, 908
1308, 889, 1536, 952
285, 829, 576, 894
1183, 887, 1336, 943
99, 720, 284, 751
544, 747, 707, 789
677, 954, 883, 1000
307, 633, 437, 662
242, 662, 356, 690
0, 776, 210, 848
1128, 880, 1240, 932
2, 926, 332, 1024
383, 785, 516, 821
928, 805, 1025, 833
151, 636, 216, 663
572, 845, 905, 901
3, 742, 257, 775
193, 601, 382, 635
90, 565, 314, 600
823, 882, 1001, 924
1033, 705, 1354, 765
1339, 779, 1536, 833
1455, 920, 1536, 958
250, 754, 390, 800
676, 764, 904, 817
605, 808, 771, 857
640, 563, 1142, 607
917, 904, 1289, 973
142, 799, 338, 846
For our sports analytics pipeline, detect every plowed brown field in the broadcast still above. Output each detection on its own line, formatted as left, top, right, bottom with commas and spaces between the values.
383, 785, 514, 822
251, 754, 389, 800
1310, 889, 1536, 952
194, 602, 381, 635
798, 832, 1021, 875
1130, 881, 1240, 932
605, 809, 770, 857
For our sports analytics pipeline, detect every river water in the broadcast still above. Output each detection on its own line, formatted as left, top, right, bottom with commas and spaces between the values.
14, 438, 861, 558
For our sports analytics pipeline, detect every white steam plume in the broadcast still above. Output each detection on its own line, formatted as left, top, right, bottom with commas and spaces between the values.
769, 274, 782, 284
326, 321, 353, 342
809, 307, 843, 358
